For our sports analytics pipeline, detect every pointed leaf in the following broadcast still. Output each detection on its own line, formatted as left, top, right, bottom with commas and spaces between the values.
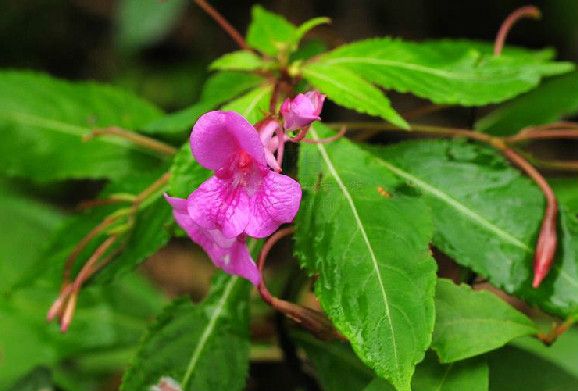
121, 273, 251, 391
221, 84, 272, 124
303, 64, 409, 128
313, 39, 573, 106
295, 123, 437, 391
432, 279, 537, 363
370, 139, 578, 317
210, 51, 267, 71
246, 5, 297, 56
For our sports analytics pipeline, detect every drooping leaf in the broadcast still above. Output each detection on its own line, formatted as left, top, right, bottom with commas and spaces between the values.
476, 71, 578, 135
143, 71, 263, 136
293, 332, 375, 391
295, 17, 331, 43
246, 5, 298, 56
488, 345, 578, 391
210, 50, 268, 71
0, 71, 166, 181
116, 0, 187, 52
432, 279, 537, 363
364, 352, 488, 391
302, 64, 409, 128
310, 39, 572, 106
295, 123, 437, 391
222, 84, 272, 124
370, 139, 578, 318
121, 273, 251, 391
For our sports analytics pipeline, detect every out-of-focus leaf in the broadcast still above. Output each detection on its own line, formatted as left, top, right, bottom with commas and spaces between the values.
295, 123, 437, 391
488, 345, 578, 391
0, 180, 66, 292
0, 272, 165, 390
116, 0, 187, 52
551, 179, 578, 215
364, 353, 488, 391
0, 71, 166, 181
121, 273, 251, 391
143, 72, 263, 136
210, 51, 267, 71
303, 64, 409, 128
6, 367, 53, 391
476, 72, 578, 135
370, 139, 578, 318
432, 279, 536, 362
222, 84, 272, 124
311, 39, 572, 106
295, 17, 331, 43
246, 5, 297, 56
293, 332, 374, 391
510, 327, 578, 379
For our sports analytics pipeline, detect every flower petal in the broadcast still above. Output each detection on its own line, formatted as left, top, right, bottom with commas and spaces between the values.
164, 194, 260, 285
245, 171, 302, 238
187, 176, 251, 238
191, 111, 267, 170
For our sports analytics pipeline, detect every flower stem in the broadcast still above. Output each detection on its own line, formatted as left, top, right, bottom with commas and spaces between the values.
537, 315, 578, 346
494, 6, 541, 56
84, 126, 177, 156
257, 227, 344, 340
193, 0, 251, 51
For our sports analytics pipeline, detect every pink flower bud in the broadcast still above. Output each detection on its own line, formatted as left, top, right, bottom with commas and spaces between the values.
280, 91, 325, 130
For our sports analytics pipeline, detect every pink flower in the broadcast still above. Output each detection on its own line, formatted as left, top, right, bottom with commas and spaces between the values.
165, 194, 260, 285
188, 111, 301, 239
280, 91, 326, 130
164, 111, 302, 284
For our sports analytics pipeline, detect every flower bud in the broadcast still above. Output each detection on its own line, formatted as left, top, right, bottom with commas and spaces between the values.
280, 91, 325, 130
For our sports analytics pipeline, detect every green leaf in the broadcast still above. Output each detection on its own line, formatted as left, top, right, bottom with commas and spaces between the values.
370, 139, 578, 317
7, 367, 53, 391
432, 279, 537, 363
210, 50, 267, 71
143, 72, 262, 136
312, 39, 573, 106
552, 179, 578, 215
0, 71, 166, 181
295, 123, 437, 391
488, 345, 578, 391
169, 144, 211, 198
121, 273, 251, 391
295, 17, 331, 43
0, 180, 66, 292
365, 353, 488, 391
509, 327, 578, 378
302, 64, 409, 128
293, 332, 375, 391
221, 84, 272, 124
246, 5, 297, 56
116, 0, 186, 52
0, 272, 164, 390
476, 71, 578, 135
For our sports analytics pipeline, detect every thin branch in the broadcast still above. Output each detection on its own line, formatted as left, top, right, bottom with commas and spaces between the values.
494, 6, 541, 55
193, 0, 251, 51
301, 126, 347, 144
84, 126, 177, 156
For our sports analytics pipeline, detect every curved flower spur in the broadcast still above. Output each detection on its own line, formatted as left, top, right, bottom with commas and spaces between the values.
165, 111, 302, 285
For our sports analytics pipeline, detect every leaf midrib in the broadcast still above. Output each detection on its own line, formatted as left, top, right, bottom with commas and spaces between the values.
310, 127, 400, 372
181, 276, 239, 388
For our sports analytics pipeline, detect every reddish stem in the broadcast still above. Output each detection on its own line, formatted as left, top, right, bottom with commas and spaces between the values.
193, 0, 251, 51
502, 148, 558, 288
494, 6, 541, 55
301, 126, 347, 144
257, 227, 344, 340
